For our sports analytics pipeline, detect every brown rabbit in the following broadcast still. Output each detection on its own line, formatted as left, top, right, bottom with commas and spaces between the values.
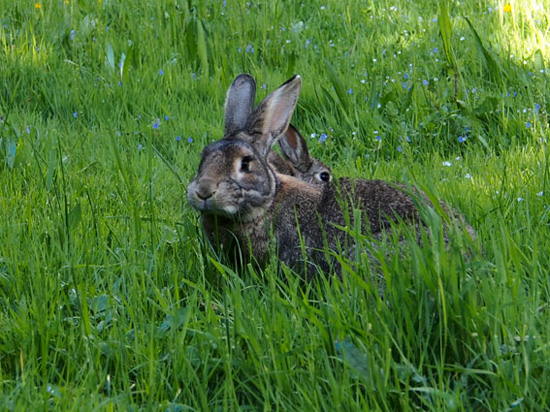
270, 124, 332, 184
188, 74, 475, 276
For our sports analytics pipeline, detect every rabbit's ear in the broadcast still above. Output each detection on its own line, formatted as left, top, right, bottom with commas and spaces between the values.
246, 75, 302, 158
278, 124, 313, 173
224, 74, 257, 136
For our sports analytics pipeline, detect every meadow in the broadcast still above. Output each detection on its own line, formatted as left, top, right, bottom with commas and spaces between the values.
1, 0, 549, 410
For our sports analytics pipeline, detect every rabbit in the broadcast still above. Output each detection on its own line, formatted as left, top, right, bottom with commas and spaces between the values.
188, 73, 476, 277
269, 124, 332, 184
268, 117, 476, 243
272, 122, 478, 272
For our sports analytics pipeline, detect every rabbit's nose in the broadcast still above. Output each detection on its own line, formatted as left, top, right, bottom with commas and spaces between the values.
195, 182, 215, 200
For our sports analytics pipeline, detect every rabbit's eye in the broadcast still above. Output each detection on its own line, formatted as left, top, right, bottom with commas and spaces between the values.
319, 171, 331, 182
240, 156, 253, 172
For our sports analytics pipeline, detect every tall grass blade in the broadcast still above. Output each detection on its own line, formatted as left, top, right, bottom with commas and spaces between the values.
45, 146, 56, 191
105, 42, 115, 73
438, 1, 456, 69
196, 18, 209, 77
464, 17, 503, 84
324, 58, 349, 111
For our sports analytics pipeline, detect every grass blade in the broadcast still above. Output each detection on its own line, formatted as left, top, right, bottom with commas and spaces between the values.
464, 17, 503, 84
439, 1, 456, 69
324, 58, 349, 111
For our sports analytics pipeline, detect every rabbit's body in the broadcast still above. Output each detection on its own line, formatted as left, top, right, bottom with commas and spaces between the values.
273, 177, 428, 274
188, 74, 475, 277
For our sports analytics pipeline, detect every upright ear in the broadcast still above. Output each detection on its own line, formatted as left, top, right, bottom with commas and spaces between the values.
278, 124, 313, 173
245, 75, 302, 158
224, 74, 257, 136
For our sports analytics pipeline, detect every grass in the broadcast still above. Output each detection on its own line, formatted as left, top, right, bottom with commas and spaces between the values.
1, 0, 549, 410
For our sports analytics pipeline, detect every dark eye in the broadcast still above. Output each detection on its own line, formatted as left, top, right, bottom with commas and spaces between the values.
319, 171, 331, 182
240, 156, 253, 172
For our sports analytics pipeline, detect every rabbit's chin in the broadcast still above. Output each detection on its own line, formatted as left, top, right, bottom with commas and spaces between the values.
191, 199, 239, 216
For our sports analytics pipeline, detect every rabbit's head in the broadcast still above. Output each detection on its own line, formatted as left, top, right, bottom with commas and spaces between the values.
188, 74, 303, 221
277, 124, 332, 184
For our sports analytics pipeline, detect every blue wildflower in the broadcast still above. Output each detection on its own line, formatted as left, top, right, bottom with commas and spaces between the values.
70, 29, 75, 40
159, 69, 164, 75
348, 88, 353, 94
526, 121, 531, 128
153, 122, 159, 129
319, 133, 327, 143
73, 112, 77, 118
397, 146, 402, 152
422, 79, 429, 86
187, 137, 194, 143
176, 136, 181, 141
165, 115, 170, 121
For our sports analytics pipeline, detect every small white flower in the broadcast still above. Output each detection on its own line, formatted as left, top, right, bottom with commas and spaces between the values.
465, 173, 471, 179
537, 191, 544, 197
517, 197, 524, 202
443, 161, 452, 167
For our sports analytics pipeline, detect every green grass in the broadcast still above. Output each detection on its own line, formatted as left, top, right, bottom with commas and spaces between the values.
1, 0, 549, 410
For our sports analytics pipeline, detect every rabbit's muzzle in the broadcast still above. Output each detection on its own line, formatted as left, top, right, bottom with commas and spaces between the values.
188, 179, 216, 211
188, 178, 241, 215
